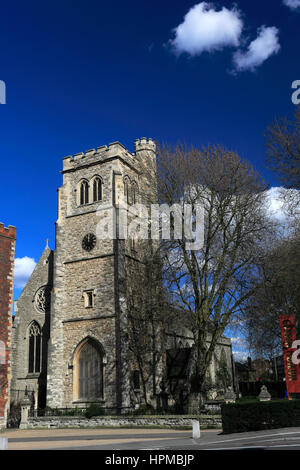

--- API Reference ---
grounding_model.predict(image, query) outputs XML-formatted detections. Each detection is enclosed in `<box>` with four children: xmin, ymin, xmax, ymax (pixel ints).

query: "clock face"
<box><xmin>82</xmin><ymin>233</ymin><xmax>97</xmax><ymax>252</ymax></box>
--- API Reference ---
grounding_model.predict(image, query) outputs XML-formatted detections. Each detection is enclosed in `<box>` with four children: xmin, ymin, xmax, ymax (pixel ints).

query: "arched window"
<box><xmin>28</xmin><ymin>322</ymin><xmax>41</xmax><ymax>374</ymax></box>
<box><xmin>78</xmin><ymin>340</ymin><xmax>103</xmax><ymax>400</ymax></box>
<box><xmin>93</xmin><ymin>177</ymin><xmax>102</xmax><ymax>202</ymax></box>
<box><xmin>80</xmin><ymin>181</ymin><xmax>89</xmax><ymax>205</ymax></box>
<box><xmin>131</xmin><ymin>181</ymin><xmax>138</xmax><ymax>205</ymax></box>
<box><xmin>130</xmin><ymin>233</ymin><xmax>136</xmax><ymax>252</ymax></box>
<box><xmin>124</xmin><ymin>176</ymin><xmax>131</xmax><ymax>204</ymax></box>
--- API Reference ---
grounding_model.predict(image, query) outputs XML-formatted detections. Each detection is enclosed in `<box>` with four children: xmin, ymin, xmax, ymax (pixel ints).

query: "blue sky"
<box><xmin>0</xmin><ymin>0</ymin><xmax>299</xmax><ymax>358</ymax></box>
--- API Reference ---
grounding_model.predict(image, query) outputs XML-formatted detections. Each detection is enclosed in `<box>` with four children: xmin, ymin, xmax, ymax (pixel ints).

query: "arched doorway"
<box><xmin>73</xmin><ymin>338</ymin><xmax>104</xmax><ymax>402</ymax></box>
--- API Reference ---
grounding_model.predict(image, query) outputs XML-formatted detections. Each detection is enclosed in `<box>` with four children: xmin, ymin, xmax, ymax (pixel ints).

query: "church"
<box><xmin>10</xmin><ymin>138</ymin><xmax>233</xmax><ymax>413</ymax></box>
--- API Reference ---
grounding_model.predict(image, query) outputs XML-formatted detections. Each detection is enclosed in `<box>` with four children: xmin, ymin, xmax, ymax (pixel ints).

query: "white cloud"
<box><xmin>264</xmin><ymin>186</ymin><xmax>300</xmax><ymax>225</ymax></box>
<box><xmin>232</xmin><ymin>351</ymin><xmax>249</xmax><ymax>362</ymax></box>
<box><xmin>230</xmin><ymin>336</ymin><xmax>249</xmax><ymax>362</ymax></box>
<box><xmin>14</xmin><ymin>257</ymin><xmax>36</xmax><ymax>289</ymax></box>
<box><xmin>283</xmin><ymin>0</ymin><xmax>300</xmax><ymax>9</ymax></box>
<box><xmin>265</xmin><ymin>187</ymin><xmax>287</xmax><ymax>222</ymax></box>
<box><xmin>233</xmin><ymin>26</ymin><xmax>280</xmax><ymax>72</ymax></box>
<box><xmin>169</xmin><ymin>2</ymin><xmax>243</xmax><ymax>56</ymax></box>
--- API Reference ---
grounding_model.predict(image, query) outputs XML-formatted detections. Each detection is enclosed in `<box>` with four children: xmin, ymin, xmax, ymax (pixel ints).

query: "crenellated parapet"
<box><xmin>63</xmin><ymin>138</ymin><xmax>157</xmax><ymax>167</ymax></box>
<box><xmin>61</xmin><ymin>138</ymin><xmax>157</xmax><ymax>174</ymax></box>
<box><xmin>62</xmin><ymin>147</ymin><xmax>106</xmax><ymax>171</ymax></box>
<box><xmin>62</xmin><ymin>141</ymin><xmax>137</xmax><ymax>172</ymax></box>
<box><xmin>134</xmin><ymin>137</ymin><xmax>156</xmax><ymax>154</ymax></box>
<box><xmin>0</xmin><ymin>223</ymin><xmax>16</xmax><ymax>240</ymax></box>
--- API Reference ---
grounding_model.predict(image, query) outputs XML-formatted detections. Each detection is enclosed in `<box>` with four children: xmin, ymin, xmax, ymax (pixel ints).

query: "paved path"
<box><xmin>3</xmin><ymin>428</ymin><xmax>196</xmax><ymax>450</ymax></box>
<box><xmin>4</xmin><ymin>427</ymin><xmax>300</xmax><ymax>450</ymax></box>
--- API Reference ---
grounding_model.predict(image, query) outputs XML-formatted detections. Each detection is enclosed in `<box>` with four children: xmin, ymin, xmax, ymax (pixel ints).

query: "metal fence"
<box><xmin>28</xmin><ymin>404</ymin><xmax>211</xmax><ymax>418</ymax></box>
<box><xmin>29</xmin><ymin>407</ymin><xmax>87</xmax><ymax>418</ymax></box>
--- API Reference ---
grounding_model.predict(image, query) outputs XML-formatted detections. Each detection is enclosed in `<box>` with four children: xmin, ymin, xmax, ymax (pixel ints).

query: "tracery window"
<box><xmin>28</xmin><ymin>322</ymin><xmax>41</xmax><ymax>374</ymax></box>
<box><xmin>78</xmin><ymin>340</ymin><xmax>103</xmax><ymax>400</ymax></box>
<box><xmin>93</xmin><ymin>177</ymin><xmax>102</xmax><ymax>202</ymax></box>
<box><xmin>80</xmin><ymin>180</ymin><xmax>89</xmax><ymax>205</ymax></box>
<box><xmin>34</xmin><ymin>286</ymin><xmax>51</xmax><ymax>313</ymax></box>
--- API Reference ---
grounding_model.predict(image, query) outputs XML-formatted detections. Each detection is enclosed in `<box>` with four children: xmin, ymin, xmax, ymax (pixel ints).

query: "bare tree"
<box><xmin>240</xmin><ymin>107</ymin><xmax>300</xmax><ymax>359</ymax></box>
<box><xmin>235</xmin><ymin>105</ymin><xmax>300</xmax><ymax>360</ymax></box>
<box><xmin>140</xmin><ymin>143</ymin><xmax>270</xmax><ymax>411</ymax></box>
<box><xmin>266</xmin><ymin>105</ymin><xmax>300</xmax><ymax>216</ymax></box>
<box><xmin>126</xmin><ymin>246</ymin><xmax>165</xmax><ymax>406</ymax></box>
<box><xmin>242</xmin><ymin>233</ymin><xmax>300</xmax><ymax>359</ymax></box>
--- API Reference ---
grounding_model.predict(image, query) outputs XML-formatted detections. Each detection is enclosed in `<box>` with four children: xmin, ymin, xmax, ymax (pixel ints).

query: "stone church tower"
<box><xmin>46</xmin><ymin>138</ymin><xmax>157</xmax><ymax>411</ymax></box>
<box><xmin>11</xmin><ymin>138</ymin><xmax>234</xmax><ymax>415</ymax></box>
<box><xmin>11</xmin><ymin>138</ymin><xmax>158</xmax><ymax>412</ymax></box>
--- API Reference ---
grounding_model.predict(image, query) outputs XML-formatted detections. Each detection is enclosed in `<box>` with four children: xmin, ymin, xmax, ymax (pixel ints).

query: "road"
<box><xmin>4</xmin><ymin>427</ymin><xmax>300</xmax><ymax>450</ymax></box>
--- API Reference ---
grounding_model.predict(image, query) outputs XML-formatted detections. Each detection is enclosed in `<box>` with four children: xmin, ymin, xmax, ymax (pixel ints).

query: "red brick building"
<box><xmin>0</xmin><ymin>223</ymin><xmax>16</xmax><ymax>428</ymax></box>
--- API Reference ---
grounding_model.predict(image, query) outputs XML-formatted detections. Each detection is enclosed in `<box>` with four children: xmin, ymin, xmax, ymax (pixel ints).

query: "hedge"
<box><xmin>221</xmin><ymin>400</ymin><xmax>300</xmax><ymax>434</ymax></box>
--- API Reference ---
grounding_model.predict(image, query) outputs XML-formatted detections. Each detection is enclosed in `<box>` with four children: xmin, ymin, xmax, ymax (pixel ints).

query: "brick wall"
<box><xmin>0</xmin><ymin>223</ymin><xmax>16</xmax><ymax>428</ymax></box>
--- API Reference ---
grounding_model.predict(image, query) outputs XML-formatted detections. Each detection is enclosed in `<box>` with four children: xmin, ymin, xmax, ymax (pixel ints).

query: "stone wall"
<box><xmin>25</xmin><ymin>414</ymin><xmax>221</xmax><ymax>430</ymax></box>
<box><xmin>0</xmin><ymin>223</ymin><xmax>16</xmax><ymax>429</ymax></box>
<box><xmin>11</xmin><ymin>245</ymin><xmax>53</xmax><ymax>409</ymax></box>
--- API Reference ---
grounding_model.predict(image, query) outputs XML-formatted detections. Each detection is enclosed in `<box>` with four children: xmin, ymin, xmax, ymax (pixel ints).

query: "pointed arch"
<box><xmin>79</xmin><ymin>179</ymin><xmax>89</xmax><ymax>205</ymax></box>
<box><xmin>123</xmin><ymin>175</ymin><xmax>131</xmax><ymax>204</ymax></box>
<box><xmin>28</xmin><ymin>321</ymin><xmax>42</xmax><ymax>374</ymax></box>
<box><xmin>72</xmin><ymin>337</ymin><xmax>106</xmax><ymax>402</ymax></box>
<box><xmin>131</xmin><ymin>180</ymin><xmax>139</xmax><ymax>204</ymax></box>
<box><xmin>92</xmin><ymin>175</ymin><xmax>103</xmax><ymax>202</ymax></box>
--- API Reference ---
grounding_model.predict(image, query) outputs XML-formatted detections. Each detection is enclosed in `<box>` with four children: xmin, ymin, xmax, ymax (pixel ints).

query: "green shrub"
<box><xmin>134</xmin><ymin>404</ymin><xmax>155</xmax><ymax>415</ymax></box>
<box><xmin>65</xmin><ymin>407</ymin><xmax>84</xmax><ymax>416</ymax></box>
<box><xmin>221</xmin><ymin>400</ymin><xmax>300</xmax><ymax>434</ymax></box>
<box><xmin>85</xmin><ymin>404</ymin><xmax>105</xmax><ymax>418</ymax></box>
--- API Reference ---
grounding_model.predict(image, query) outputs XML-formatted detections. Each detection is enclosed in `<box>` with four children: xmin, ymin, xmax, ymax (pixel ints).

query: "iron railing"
<box><xmin>29</xmin><ymin>407</ymin><xmax>87</xmax><ymax>417</ymax></box>
<box><xmin>28</xmin><ymin>405</ymin><xmax>210</xmax><ymax>418</ymax></box>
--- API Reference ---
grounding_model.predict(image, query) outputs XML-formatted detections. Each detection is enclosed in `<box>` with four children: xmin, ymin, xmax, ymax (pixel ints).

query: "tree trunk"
<box><xmin>185</xmin><ymin>339</ymin><xmax>207</xmax><ymax>414</ymax></box>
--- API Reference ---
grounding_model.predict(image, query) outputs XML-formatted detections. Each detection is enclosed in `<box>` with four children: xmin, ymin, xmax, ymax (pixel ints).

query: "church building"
<box><xmin>10</xmin><ymin>138</ymin><xmax>233</xmax><ymax>413</ymax></box>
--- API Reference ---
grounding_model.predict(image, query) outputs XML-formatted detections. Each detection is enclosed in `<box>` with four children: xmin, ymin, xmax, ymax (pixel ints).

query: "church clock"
<box><xmin>82</xmin><ymin>233</ymin><xmax>96</xmax><ymax>252</ymax></box>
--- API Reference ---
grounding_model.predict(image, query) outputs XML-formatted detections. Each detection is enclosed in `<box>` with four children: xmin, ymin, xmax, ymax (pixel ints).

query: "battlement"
<box><xmin>62</xmin><ymin>138</ymin><xmax>156</xmax><ymax>172</ymax></box>
<box><xmin>62</xmin><ymin>141</ymin><xmax>136</xmax><ymax>171</ymax></box>
<box><xmin>134</xmin><ymin>137</ymin><xmax>156</xmax><ymax>153</ymax></box>
<box><xmin>0</xmin><ymin>223</ymin><xmax>16</xmax><ymax>239</ymax></box>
